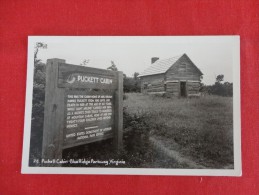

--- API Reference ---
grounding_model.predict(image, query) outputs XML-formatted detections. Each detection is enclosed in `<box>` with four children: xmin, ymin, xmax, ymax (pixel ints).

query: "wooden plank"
<box><xmin>166</xmin><ymin>85</ymin><xmax>179</xmax><ymax>89</ymax></box>
<box><xmin>189</xmin><ymin>83</ymin><xmax>200</xmax><ymax>85</ymax></box>
<box><xmin>60</xmin><ymin>63</ymin><xmax>116</xmax><ymax>76</ymax></box>
<box><xmin>150</xmin><ymin>84</ymin><xmax>164</xmax><ymax>88</ymax></box>
<box><xmin>148</xmin><ymin>92</ymin><xmax>166</xmax><ymax>94</ymax></box>
<box><xmin>166</xmin><ymin>75</ymin><xmax>200</xmax><ymax>80</ymax></box>
<box><xmin>188</xmin><ymin>85</ymin><xmax>200</xmax><ymax>88</ymax></box>
<box><xmin>166</xmin><ymin>89</ymin><xmax>179</xmax><ymax>93</ymax></box>
<box><xmin>58</xmin><ymin>63</ymin><xmax>118</xmax><ymax>89</ymax></box>
<box><xmin>165</xmin><ymin>80</ymin><xmax>179</xmax><ymax>83</ymax></box>
<box><xmin>114</xmin><ymin>71</ymin><xmax>123</xmax><ymax>151</ymax></box>
<box><xmin>42</xmin><ymin>59</ymin><xmax>66</xmax><ymax>164</ymax></box>
<box><xmin>167</xmin><ymin>83</ymin><xmax>179</xmax><ymax>87</ymax></box>
<box><xmin>166</xmin><ymin>91</ymin><xmax>178</xmax><ymax>96</ymax></box>
<box><xmin>149</xmin><ymin>86</ymin><xmax>165</xmax><ymax>90</ymax></box>
<box><xmin>188</xmin><ymin>87</ymin><xmax>200</xmax><ymax>90</ymax></box>
<box><xmin>149</xmin><ymin>82</ymin><xmax>162</xmax><ymax>85</ymax></box>
<box><xmin>147</xmin><ymin>87</ymin><xmax>164</xmax><ymax>91</ymax></box>
<box><xmin>188</xmin><ymin>84</ymin><xmax>200</xmax><ymax>87</ymax></box>
<box><xmin>167</xmin><ymin>87</ymin><xmax>179</xmax><ymax>91</ymax></box>
<box><xmin>147</xmin><ymin>88</ymin><xmax>165</xmax><ymax>92</ymax></box>
<box><xmin>189</xmin><ymin>88</ymin><xmax>200</xmax><ymax>90</ymax></box>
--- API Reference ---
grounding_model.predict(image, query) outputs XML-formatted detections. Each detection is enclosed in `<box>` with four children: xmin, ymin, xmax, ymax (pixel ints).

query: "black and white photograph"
<box><xmin>22</xmin><ymin>36</ymin><xmax>241</xmax><ymax>176</ymax></box>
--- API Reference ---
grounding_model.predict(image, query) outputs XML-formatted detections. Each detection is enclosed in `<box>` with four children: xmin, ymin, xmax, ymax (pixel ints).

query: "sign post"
<box><xmin>42</xmin><ymin>58</ymin><xmax>123</xmax><ymax>165</ymax></box>
<box><xmin>114</xmin><ymin>71</ymin><xmax>123</xmax><ymax>151</ymax></box>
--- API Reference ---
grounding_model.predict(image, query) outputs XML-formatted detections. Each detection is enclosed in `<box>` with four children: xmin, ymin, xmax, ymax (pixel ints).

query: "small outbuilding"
<box><xmin>139</xmin><ymin>53</ymin><xmax>203</xmax><ymax>97</ymax></box>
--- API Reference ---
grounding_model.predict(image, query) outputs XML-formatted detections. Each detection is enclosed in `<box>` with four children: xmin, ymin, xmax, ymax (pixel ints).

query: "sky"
<box><xmin>35</xmin><ymin>36</ymin><xmax>239</xmax><ymax>85</ymax></box>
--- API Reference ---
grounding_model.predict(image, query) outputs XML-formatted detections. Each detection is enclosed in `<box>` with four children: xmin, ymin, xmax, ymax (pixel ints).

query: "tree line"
<box><xmin>107</xmin><ymin>62</ymin><xmax>141</xmax><ymax>93</ymax></box>
<box><xmin>200</xmin><ymin>75</ymin><xmax>233</xmax><ymax>97</ymax></box>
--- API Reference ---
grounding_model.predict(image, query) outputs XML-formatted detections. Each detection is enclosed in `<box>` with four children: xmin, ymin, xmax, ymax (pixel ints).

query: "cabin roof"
<box><xmin>139</xmin><ymin>54</ymin><xmax>203</xmax><ymax>77</ymax></box>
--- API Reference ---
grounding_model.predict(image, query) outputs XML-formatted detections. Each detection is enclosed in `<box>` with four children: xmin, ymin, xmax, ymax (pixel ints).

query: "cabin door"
<box><xmin>180</xmin><ymin>82</ymin><xmax>187</xmax><ymax>97</ymax></box>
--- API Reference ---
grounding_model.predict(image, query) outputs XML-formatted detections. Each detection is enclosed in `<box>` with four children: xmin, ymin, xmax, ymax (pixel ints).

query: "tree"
<box><xmin>30</xmin><ymin>43</ymin><xmax>47</xmax><ymax>166</ymax></box>
<box><xmin>205</xmin><ymin>74</ymin><xmax>233</xmax><ymax>97</ymax></box>
<box><xmin>80</xmin><ymin>59</ymin><xmax>90</xmax><ymax>66</ymax></box>
<box><xmin>216</xmin><ymin>74</ymin><xmax>224</xmax><ymax>83</ymax></box>
<box><xmin>223</xmin><ymin>82</ymin><xmax>233</xmax><ymax>96</ymax></box>
<box><xmin>123</xmin><ymin>73</ymin><xmax>141</xmax><ymax>93</ymax></box>
<box><xmin>107</xmin><ymin>61</ymin><xmax>118</xmax><ymax>71</ymax></box>
<box><xmin>133</xmin><ymin>72</ymin><xmax>139</xmax><ymax>80</ymax></box>
<box><xmin>34</xmin><ymin>42</ymin><xmax>47</xmax><ymax>63</ymax></box>
<box><xmin>133</xmin><ymin>72</ymin><xmax>141</xmax><ymax>92</ymax></box>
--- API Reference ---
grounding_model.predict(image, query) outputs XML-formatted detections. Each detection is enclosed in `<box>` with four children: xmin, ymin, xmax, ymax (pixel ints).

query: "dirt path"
<box><xmin>149</xmin><ymin>136</ymin><xmax>206</xmax><ymax>169</ymax></box>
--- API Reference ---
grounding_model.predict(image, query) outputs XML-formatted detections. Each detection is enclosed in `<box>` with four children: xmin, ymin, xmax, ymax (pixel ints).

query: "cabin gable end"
<box><xmin>165</xmin><ymin>54</ymin><xmax>203</xmax><ymax>82</ymax></box>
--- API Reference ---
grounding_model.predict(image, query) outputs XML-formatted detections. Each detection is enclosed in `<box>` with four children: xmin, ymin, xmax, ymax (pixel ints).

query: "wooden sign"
<box><xmin>58</xmin><ymin>63</ymin><xmax>118</xmax><ymax>89</ymax></box>
<box><xmin>42</xmin><ymin>59</ymin><xmax>123</xmax><ymax>163</ymax></box>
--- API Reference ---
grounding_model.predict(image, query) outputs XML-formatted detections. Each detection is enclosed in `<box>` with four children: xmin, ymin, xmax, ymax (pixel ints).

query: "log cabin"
<box><xmin>139</xmin><ymin>54</ymin><xmax>203</xmax><ymax>97</ymax></box>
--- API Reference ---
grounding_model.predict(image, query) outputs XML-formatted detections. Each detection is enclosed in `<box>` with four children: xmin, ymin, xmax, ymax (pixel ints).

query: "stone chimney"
<box><xmin>151</xmin><ymin>57</ymin><xmax>159</xmax><ymax>64</ymax></box>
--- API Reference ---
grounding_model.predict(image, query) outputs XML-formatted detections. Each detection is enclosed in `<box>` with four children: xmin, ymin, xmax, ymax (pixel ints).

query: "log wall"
<box><xmin>187</xmin><ymin>82</ymin><xmax>200</xmax><ymax>95</ymax></box>
<box><xmin>140</xmin><ymin>74</ymin><xmax>165</xmax><ymax>93</ymax></box>
<box><xmin>165</xmin><ymin>82</ymin><xmax>179</xmax><ymax>96</ymax></box>
<box><xmin>165</xmin><ymin>54</ymin><xmax>202</xmax><ymax>81</ymax></box>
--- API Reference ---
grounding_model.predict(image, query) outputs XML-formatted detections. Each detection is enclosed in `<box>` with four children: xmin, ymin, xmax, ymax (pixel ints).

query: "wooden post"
<box><xmin>114</xmin><ymin>71</ymin><xmax>123</xmax><ymax>151</ymax></box>
<box><xmin>42</xmin><ymin>58</ymin><xmax>66</xmax><ymax>163</ymax></box>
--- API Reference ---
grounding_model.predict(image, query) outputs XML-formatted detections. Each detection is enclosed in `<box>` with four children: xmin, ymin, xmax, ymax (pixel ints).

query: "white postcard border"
<box><xmin>21</xmin><ymin>36</ymin><xmax>241</xmax><ymax>176</ymax></box>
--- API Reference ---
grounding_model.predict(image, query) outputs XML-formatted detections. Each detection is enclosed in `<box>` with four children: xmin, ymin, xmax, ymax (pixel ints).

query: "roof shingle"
<box><xmin>139</xmin><ymin>54</ymin><xmax>183</xmax><ymax>77</ymax></box>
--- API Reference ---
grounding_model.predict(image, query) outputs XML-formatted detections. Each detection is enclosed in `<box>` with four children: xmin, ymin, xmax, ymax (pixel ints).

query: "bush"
<box><xmin>122</xmin><ymin>107</ymin><xmax>154</xmax><ymax>167</ymax></box>
<box><xmin>200</xmin><ymin>74</ymin><xmax>233</xmax><ymax>97</ymax></box>
<box><xmin>123</xmin><ymin>77</ymin><xmax>141</xmax><ymax>93</ymax></box>
<box><xmin>29</xmin><ymin>62</ymin><xmax>46</xmax><ymax>166</ymax></box>
<box><xmin>123</xmin><ymin>94</ymin><xmax>128</xmax><ymax>100</ymax></box>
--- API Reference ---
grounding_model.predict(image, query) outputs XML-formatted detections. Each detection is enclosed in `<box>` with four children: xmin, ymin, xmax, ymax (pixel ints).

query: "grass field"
<box><xmin>123</xmin><ymin>93</ymin><xmax>233</xmax><ymax>168</ymax></box>
<box><xmin>31</xmin><ymin>91</ymin><xmax>233</xmax><ymax>168</ymax></box>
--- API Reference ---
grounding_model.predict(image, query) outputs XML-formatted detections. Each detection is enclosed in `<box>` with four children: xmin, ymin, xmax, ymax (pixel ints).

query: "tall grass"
<box><xmin>123</xmin><ymin>93</ymin><xmax>233</xmax><ymax>168</ymax></box>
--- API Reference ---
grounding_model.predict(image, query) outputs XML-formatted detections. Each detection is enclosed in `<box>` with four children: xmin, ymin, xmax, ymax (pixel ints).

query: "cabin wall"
<box><xmin>165</xmin><ymin>81</ymin><xmax>200</xmax><ymax>96</ymax></box>
<box><xmin>140</xmin><ymin>74</ymin><xmax>165</xmax><ymax>93</ymax></box>
<box><xmin>164</xmin><ymin>55</ymin><xmax>201</xmax><ymax>96</ymax></box>
<box><xmin>187</xmin><ymin>82</ymin><xmax>200</xmax><ymax>95</ymax></box>
<box><xmin>140</xmin><ymin>76</ymin><xmax>201</xmax><ymax>95</ymax></box>
<box><xmin>140</xmin><ymin>55</ymin><xmax>202</xmax><ymax>96</ymax></box>
<box><xmin>165</xmin><ymin>55</ymin><xmax>201</xmax><ymax>81</ymax></box>
<box><xmin>165</xmin><ymin>81</ymin><xmax>179</xmax><ymax>96</ymax></box>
